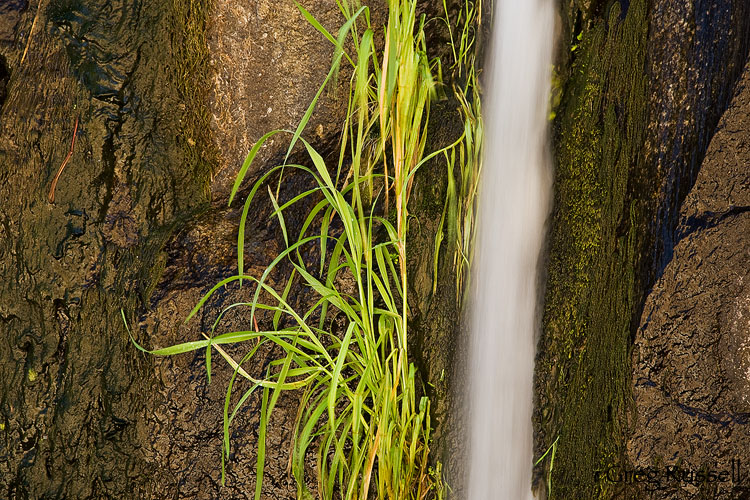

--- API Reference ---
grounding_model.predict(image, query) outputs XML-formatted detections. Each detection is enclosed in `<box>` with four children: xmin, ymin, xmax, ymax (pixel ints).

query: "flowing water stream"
<box><xmin>466</xmin><ymin>0</ymin><xmax>555</xmax><ymax>498</ymax></box>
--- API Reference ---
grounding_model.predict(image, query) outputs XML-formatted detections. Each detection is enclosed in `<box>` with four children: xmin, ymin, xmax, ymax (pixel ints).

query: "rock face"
<box><xmin>138</xmin><ymin>2</ymin><xmax>374</xmax><ymax>498</ymax></box>
<box><xmin>0</xmin><ymin>0</ymin><xmax>366</xmax><ymax>498</ymax></box>
<box><xmin>0</xmin><ymin>0</ymin><xmax>215</xmax><ymax>497</ymax></box>
<box><xmin>646</xmin><ymin>0</ymin><xmax>750</xmax><ymax>273</ymax></box>
<box><xmin>535</xmin><ymin>0</ymin><xmax>750</xmax><ymax>497</ymax></box>
<box><xmin>626</xmin><ymin>62</ymin><xmax>750</xmax><ymax>499</ymax></box>
<box><xmin>207</xmin><ymin>0</ymin><xmax>385</xmax><ymax>200</ymax></box>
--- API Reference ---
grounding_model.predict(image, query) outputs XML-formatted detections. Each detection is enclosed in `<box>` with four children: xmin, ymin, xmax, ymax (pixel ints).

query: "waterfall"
<box><xmin>466</xmin><ymin>0</ymin><xmax>555</xmax><ymax>498</ymax></box>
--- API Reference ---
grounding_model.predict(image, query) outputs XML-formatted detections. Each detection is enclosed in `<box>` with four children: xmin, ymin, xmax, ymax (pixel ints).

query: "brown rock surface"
<box><xmin>140</xmin><ymin>2</ymin><xmax>388</xmax><ymax>498</ymax></box>
<box><xmin>207</xmin><ymin>0</ymin><xmax>386</xmax><ymax>200</ymax></box>
<box><xmin>627</xmin><ymin>61</ymin><xmax>750</xmax><ymax>499</ymax></box>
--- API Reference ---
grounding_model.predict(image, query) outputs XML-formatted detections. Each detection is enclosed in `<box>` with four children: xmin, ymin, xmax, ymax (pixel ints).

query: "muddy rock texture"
<box><xmin>0</xmin><ymin>0</ymin><xmax>345</xmax><ymax>497</ymax></box>
<box><xmin>0</xmin><ymin>0</ymin><xmax>475</xmax><ymax>498</ymax></box>
<box><xmin>114</xmin><ymin>0</ymin><xmax>458</xmax><ymax>498</ymax></box>
<box><xmin>0</xmin><ymin>0</ymin><xmax>213</xmax><ymax>497</ymax></box>
<box><xmin>626</xmin><ymin>61</ymin><xmax>750</xmax><ymax>500</ymax></box>
<box><xmin>139</xmin><ymin>2</ymin><xmax>392</xmax><ymax>499</ymax></box>
<box><xmin>405</xmin><ymin>96</ymin><xmax>467</xmax><ymax>495</ymax></box>
<box><xmin>195</xmin><ymin>2</ymin><xmax>466</xmax><ymax>499</ymax></box>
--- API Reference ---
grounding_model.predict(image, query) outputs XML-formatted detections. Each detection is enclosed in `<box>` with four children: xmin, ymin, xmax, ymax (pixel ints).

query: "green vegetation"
<box><xmin>535</xmin><ymin>2</ymin><xmax>650</xmax><ymax>498</ymax></box>
<box><xmin>124</xmin><ymin>0</ymin><xmax>483</xmax><ymax>498</ymax></box>
<box><xmin>535</xmin><ymin>435</ymin><xmax>559</xmax><ymax>498</ymax></box>
<box><xmin>433</xmin><ymin>0</ymin><xmax>483</xmax><ymax>302</ymax></box>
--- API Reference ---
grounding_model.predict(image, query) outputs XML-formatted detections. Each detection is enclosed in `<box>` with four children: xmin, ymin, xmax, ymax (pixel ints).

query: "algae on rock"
<box><xmin>536</xmin><ymin>0</ymin><xmax>750</xmax><ymax>497</ymax></box>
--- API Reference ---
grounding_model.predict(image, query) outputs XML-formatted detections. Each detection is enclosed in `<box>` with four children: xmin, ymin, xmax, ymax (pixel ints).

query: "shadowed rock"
<box><xmin>627</xmin><ymin>61</ymin><xmax>750</xmax><ymax>500</ymax></box>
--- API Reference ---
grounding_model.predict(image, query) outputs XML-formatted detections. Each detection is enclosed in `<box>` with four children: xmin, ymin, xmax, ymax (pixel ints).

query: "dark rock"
<box><xmin>646</xmin><ymin>0</ymin><xmax>750</xmax><ymax>275</ymax></box>
<box><xmin>135</xmin><ymin>0</ymin><xmax>464</xmax><ymax>498</ymax></box>
<box><xmin>0</xmin><ymin>0</ymin><xmax>212</xmax><ymax>496</ymax></box>
<box><xmin>535</xmin><ymin>0</ymin><xmax>750</xmax><ymax>497</ymax></box>
<box><xmin>626</xmin><ymin>61</ymin><xmax>750</xmax><ymax>500</ymax></box>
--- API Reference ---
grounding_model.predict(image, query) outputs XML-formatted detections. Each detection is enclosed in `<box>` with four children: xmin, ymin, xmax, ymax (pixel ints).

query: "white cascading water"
<box><xmin>466</xmin><ymin>0</ymin><xmax>555</xmax><ymax>498</ymax></box>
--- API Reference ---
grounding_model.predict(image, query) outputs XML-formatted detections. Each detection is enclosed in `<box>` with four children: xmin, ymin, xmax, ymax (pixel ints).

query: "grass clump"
<box><xmin>432</xmin><ymin>0</ymin><xmax>483</xmax><ymax>303</ymax></box>
<box><xmin>125</xmin><ymin>0</ymin><xmax>458</xmax><ymax>498</ymax></box>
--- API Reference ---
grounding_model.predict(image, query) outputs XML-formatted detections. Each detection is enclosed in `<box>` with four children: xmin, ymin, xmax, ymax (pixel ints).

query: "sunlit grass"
<box><xmin>433</xmin><ymin>0</ymin><xmax>483</xmax><ymax>303</ymax></box>
<box><xmin>123</xmin><ymin>0</ymin><xmax>489</xmax><ymax>496</ymax></box>
<box><xmin>124</xmin><ymin>0</ymin><xmax>458</xmax><ymax>498</ymax></box>
<box><xmin>535</xmin><ymin>435</ymin><xmax>560</xmax><ymax>498</ymax></box>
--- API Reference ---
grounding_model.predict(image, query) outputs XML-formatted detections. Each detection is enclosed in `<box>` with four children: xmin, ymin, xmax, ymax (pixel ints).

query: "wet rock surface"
<box><xmin>646</xmin><ymin>0</ymin><xmax>750</xmax><ymax>274</ymax></box>
<box><xmin>1</xmin><ymin>0</ymin><xmax>389</xmax><ymax>496</ymax></box>
<box><xmin>144</xmin><ymin>1</ymin><xmax>386</xmax><ymax>498</ymax></box>
<box><xmin>0</xmin><ymin>0</ymin><xmax>210</xmax><ymax>497</ymax></box>
<box><xmin>141</xmin><ymin>164</ymin><xmax>327</xmax><ymax>499</ymax></box>
<box><xmin>405</xmin><ymin>96</ymin><xmax>467</xmax><ymax>495</ymax></box>
<box><xmin>0</xmin><ymin>0</ymin><xmax>497</xmax><ymax>498</ymax></box>
<box><xmin>166</xmin><ymin>1</ymin><xmax>462</xmax><ymax>498</ymax></box>
<box><xmin>535</xmin><ymin>0</ymin><xmax>750</xmax><ymax>497</ymax></box>
<box><xmin>626</xmin><ymin>61</ymin><xmax>750</xmax><ymax>500</ymax></box>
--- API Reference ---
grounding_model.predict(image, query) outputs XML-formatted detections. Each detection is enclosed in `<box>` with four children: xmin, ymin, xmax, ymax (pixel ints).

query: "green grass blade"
<box><xmin>328</xmin><ymin>322</ymin><xmax>355</xmax><ymax>432</ymax></box>
<box><xmin>229</xmin><ymin>129</ymin><xmax>286</xmax><ymax>206</ymax></box>
<box><xmin>284</xmin><ymin>7</ymin><xmax>368</xmax><ymax>166</ymax></box>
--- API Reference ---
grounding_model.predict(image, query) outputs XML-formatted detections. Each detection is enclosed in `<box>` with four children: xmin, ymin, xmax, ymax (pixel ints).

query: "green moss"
<box><xmin>127</xmin><ymin>0</ymin><xmax>218</xmax><ymax>305</ymax></box>
<box><xmin>171</xmin><ymin>0</ymin><xmax>218</xmax><ymax>195</ymax></box>
<box><xmin>535</xmin><ymin>1</ymin><xmax>651</xmax><ymax>498</ymax></box>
